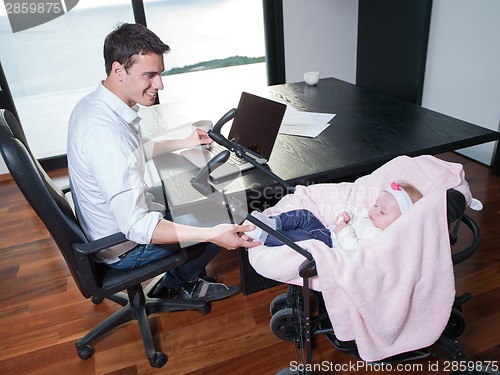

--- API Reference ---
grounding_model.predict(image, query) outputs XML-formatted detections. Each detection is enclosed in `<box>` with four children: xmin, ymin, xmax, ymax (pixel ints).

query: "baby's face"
<box><xmin>367</xmin><ymin>191</ymin><xmax>401</xmax><ymax>230</ymax></box>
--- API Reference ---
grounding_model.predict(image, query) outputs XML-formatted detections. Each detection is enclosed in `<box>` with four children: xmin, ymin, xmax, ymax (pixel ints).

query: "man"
<box><xmin>67</xmin><ymin>23</ymin><xmax>258</xmax><ymax>302</ymax></box>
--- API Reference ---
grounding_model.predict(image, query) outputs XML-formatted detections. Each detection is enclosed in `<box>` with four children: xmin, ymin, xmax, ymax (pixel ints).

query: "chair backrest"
<box><xmin>0</xmin><ymin>62</ymin><xmax>20</xmax><ymax>120</ymax></box>
<box><xmin>0</xmin><ymin>109</ymin><xmax>93</xmax><ymax>297</ymax></box>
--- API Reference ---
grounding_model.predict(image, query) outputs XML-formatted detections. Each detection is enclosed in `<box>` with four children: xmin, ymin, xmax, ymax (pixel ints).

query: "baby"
<box><xmin>246</xmin><ymin>181</ymin><xmax>423</xmax><ymax>249</ymax></box>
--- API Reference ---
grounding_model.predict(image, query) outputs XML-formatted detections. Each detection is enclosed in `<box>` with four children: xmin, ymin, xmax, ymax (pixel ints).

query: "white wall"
<box><xmin>422</xmin><ymin>0</ymin><xmax>500</xmax><ymax>165</ymax></box>
<box><xmin>282</xmin><ymin>0</ymin><xmax>498</xmax><ymax>166</ymax></box>
<box><xmin>282</xmin><ymin>0</ymin><xmax>358</xmax><ymax>84</ymax></box>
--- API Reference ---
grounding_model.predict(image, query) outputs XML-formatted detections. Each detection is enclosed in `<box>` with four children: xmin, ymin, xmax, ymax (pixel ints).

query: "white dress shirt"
<box><xmin>67</xmin><ymin>83</ymin><xmax>163</xmax><ymax>263</ymax></box>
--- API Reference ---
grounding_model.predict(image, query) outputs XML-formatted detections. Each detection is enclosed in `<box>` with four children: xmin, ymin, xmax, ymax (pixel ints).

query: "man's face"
<box><xmin>119</xmin><ymin>53</ymin><xmax>165</xmax><ymax>107</ymax></box>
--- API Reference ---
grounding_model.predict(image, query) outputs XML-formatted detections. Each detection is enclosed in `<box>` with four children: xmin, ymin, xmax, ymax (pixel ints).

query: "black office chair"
<box><xmin>0</xmin><ymin>109</ymin><xmax>210</xmax><ymax>368</ymax></box>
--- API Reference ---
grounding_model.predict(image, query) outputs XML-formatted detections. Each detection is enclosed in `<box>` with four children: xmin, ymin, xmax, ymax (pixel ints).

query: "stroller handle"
<box><xmin>190</xmin><ymin>150</ymin><xmax>230</xmax><ymax>196</ymax></box>
<box><xmin>208</xmin><ymin>108</ymin><xmax>237</xmax><ymax>151</ymax></box>
<box><xmin>209</xmin><ymin>107</ymin><xmax>295</xmax><ymax>193</ymax></box>
<box><xmin>189</xmin><ymin>150</ymin><xmax>313</xmax><ymax>261</ymax></box>
<box><xmin>212</xmin><ymin>107</ymin><xmax>237</xmax><ymax>133</ymax></box>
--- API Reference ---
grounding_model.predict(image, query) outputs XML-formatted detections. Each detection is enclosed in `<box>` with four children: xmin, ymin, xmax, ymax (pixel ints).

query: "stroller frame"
<box><xmin>191</xmin><ymin>109</ymin><xmax>492</xmax><ymax>375</ymax></box>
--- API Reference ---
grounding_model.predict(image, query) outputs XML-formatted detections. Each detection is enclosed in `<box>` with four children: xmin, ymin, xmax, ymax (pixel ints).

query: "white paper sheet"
<box><xmin>279</xmin><ymin>105</ymin><xmax>335</xmax><ymax>137</ymax></box>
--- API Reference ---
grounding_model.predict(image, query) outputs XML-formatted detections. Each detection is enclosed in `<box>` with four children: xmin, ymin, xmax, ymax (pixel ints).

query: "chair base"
<box><xmin>75</xmin><ymin>275</ymin><xmax>210</xmax><ymax>368</ymax></box>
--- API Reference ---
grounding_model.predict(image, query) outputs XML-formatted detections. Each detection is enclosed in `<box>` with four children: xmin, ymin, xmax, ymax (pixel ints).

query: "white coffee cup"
<box><xmin>191</xmin><ymin>120</ymin><xmax>213</xmax><ymax>132</ymax></box>
<box><xmin>304</xmin><ymin>71</ymin><xmax>320</xmax><ymax>86</ymax></box>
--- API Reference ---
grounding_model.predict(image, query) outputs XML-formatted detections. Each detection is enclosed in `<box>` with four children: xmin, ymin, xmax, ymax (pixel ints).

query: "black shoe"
<box><xmin>178</xmin><ymin>278</ymin><xmax>240</xmax><ymax>302</ymax></box>
<box><xmin>149</xmin><ymin>283</ymin><xmax>179</xmax><ymax>299</ymax></box>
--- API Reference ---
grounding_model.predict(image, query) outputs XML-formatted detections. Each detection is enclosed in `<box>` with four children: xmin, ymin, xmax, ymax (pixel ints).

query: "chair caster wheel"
<box><xmin>76</xmin><ymin>344</ymin><xmax>94</xmax><ymax>360</ymax></box>
<box><xmin>91</xmin><ymin>296</ymin><xmax>103</xmax><ymax>304</ymax></box>
<box><xmin>148</xmin><ymin>352</ymin><xmax>168</xmax><ymax>368</ymax></box>
<box><xmin>200</xmin><ymin>303</ymin><xmax>211</xmax><ymax>315</ymax></box>
<box><xmin>270</xmin><ymin>293</ymin><xmax>289</xmax><ymax>316</ymax></box>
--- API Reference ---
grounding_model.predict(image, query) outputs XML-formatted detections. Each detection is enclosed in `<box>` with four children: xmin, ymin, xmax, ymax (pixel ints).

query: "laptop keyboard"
<box><xmin>208</xmin><ymin>144</ymin><xmax>250</xmax><ymax>166</ymax></box>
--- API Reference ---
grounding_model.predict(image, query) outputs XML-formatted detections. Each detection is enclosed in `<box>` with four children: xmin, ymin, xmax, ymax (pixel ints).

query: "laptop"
<box><xmin>180</xmin><ymin>92</ymin><xmax>287</xmax><ymax>180</ymax></box>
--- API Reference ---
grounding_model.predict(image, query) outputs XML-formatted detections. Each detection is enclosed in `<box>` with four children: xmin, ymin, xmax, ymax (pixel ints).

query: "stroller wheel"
<box><xmin>444</xmin><ymin>308</ymin><xmax>466</xmax><ymax>338</ymax></box>
<box><xmin>270</xmin><ymin>293</ymin><xmax>289</xmax><ymax>316</ymax></box>
<box><xmin>270</xmin><ymin>307</ymin><xmax>305</xmax><ymax>342</ymax></box>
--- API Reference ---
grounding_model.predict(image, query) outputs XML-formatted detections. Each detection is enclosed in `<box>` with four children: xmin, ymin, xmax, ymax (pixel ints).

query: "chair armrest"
<box><xmin>73</xmin><ymin>232</ymin><xmax>128</xmax><ymax>255</ymax></box>
<box><xmin>52</xmin><ymin>175</ymin><xmax>71</xmax><ymax>194</ymax></box>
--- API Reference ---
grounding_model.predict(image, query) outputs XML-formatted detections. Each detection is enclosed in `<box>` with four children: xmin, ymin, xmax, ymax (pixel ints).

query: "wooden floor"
<box><xmin>0</xmin><ymin>152</ymin><xmax>498</xmax><ymax>375</ymax></box>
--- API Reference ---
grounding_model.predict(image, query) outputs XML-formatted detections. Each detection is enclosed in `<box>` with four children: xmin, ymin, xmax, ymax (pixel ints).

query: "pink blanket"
<box><xmin>248</xmin><ymin>155</ymin><xmax>474</xmax><ymax>361</ymax></box>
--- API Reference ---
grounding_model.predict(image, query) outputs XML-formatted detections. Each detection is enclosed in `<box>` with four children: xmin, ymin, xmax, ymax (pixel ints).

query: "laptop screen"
<box><xmin>228</xmin><ymin>92</ymin><xmax>287</xmax><ymax>160</ymax></box>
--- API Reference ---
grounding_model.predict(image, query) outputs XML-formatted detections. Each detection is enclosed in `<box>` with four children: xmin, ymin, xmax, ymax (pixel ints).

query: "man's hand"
<box><xmin>184</xmin><ymin>129</ymin><xmax>213</xmax><ymax>149</ymax></box>
<box><xmin>208</xmin><ymin>223</ymin><xmax>261</xmax><ymax>249</ymax></box>
<box><xmin>151</xmin><ymin>129</ymin><xmax>212</xmax><ymax>157</ymax></box>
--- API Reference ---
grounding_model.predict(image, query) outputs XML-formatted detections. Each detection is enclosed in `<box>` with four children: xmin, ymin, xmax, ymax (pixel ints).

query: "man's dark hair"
<box><xmin>103</xmin><ymin>23</ymin><xmax>170</xmax><ymax>75</ymax></box>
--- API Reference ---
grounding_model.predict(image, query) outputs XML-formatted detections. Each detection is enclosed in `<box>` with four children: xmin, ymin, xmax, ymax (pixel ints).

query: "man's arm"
<box><xmin>151</xmin><ymin>219</ymin><xmax>260</xmax><ymax>250</ymax></box>
<box><xmin>144</xmin><ymin>129</ymin><xmax>213</xmax><ymax>159</ymax></box>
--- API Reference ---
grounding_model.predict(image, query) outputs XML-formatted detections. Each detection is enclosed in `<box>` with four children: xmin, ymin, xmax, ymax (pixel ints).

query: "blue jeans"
<box><xmin>107</xmin><ymin>242</ymin><xmax>221</xmax><ymax>290</ymax></box>
<box><xmin>265</xmin><ymin>209</ymin><xmax>332</xmax><ymax>247</ymax></box>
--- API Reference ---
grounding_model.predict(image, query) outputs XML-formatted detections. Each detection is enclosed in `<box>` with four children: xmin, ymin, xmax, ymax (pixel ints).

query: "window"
<box><xmin>0</xmin><ymin>2</ymin><xmax>134</xmax><ymax>159</ymax></box>
<box><xmin>0</xmin><ymin>0</ymin><xmax>267</xmax><ymax>163</ymax></box>
<box><xmin>144</xmin><ymin>0</ymin><xmax>267</xmax><ymax>125</ymax></box>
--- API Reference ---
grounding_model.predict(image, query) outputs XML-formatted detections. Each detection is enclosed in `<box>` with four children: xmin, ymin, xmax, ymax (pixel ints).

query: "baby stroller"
<box><xmin>191</xmin><ymin>109</ymin><xmax>494</xmax><ymax>375</ymax></box>
<box><xmin>264</xmin><ymin>190</ymin><xmax>481</xmax><ymax>375</ymax></box>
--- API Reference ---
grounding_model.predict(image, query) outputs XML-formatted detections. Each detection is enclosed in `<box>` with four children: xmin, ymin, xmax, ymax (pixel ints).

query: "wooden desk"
<box><xmin>153</xmin><ymin>77</ymin><xmax>500</xmax><ymax>294</ymax></box>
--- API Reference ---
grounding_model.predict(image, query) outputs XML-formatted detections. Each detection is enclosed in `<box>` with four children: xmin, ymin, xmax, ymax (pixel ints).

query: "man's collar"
<box><xmin>97</xmin><ymin>82</ymin><xmax>141</xmax><ymax>126</ymax></box>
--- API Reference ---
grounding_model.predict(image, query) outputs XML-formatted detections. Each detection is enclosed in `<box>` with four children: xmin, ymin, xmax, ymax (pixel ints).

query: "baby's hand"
<box><xmin>336</xmin><ymin>211</ymin><xmax>351</xmax><ymax>224</ymax></box>
<box><xmin>333</xmin><ymin>220</ymin><xmax>348</xmax><ymax>234</ymax></box>
<box><xmin>333</xmin><ymin>211</ymin><xmax>351</xmax><ymax>234</ymax></box>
